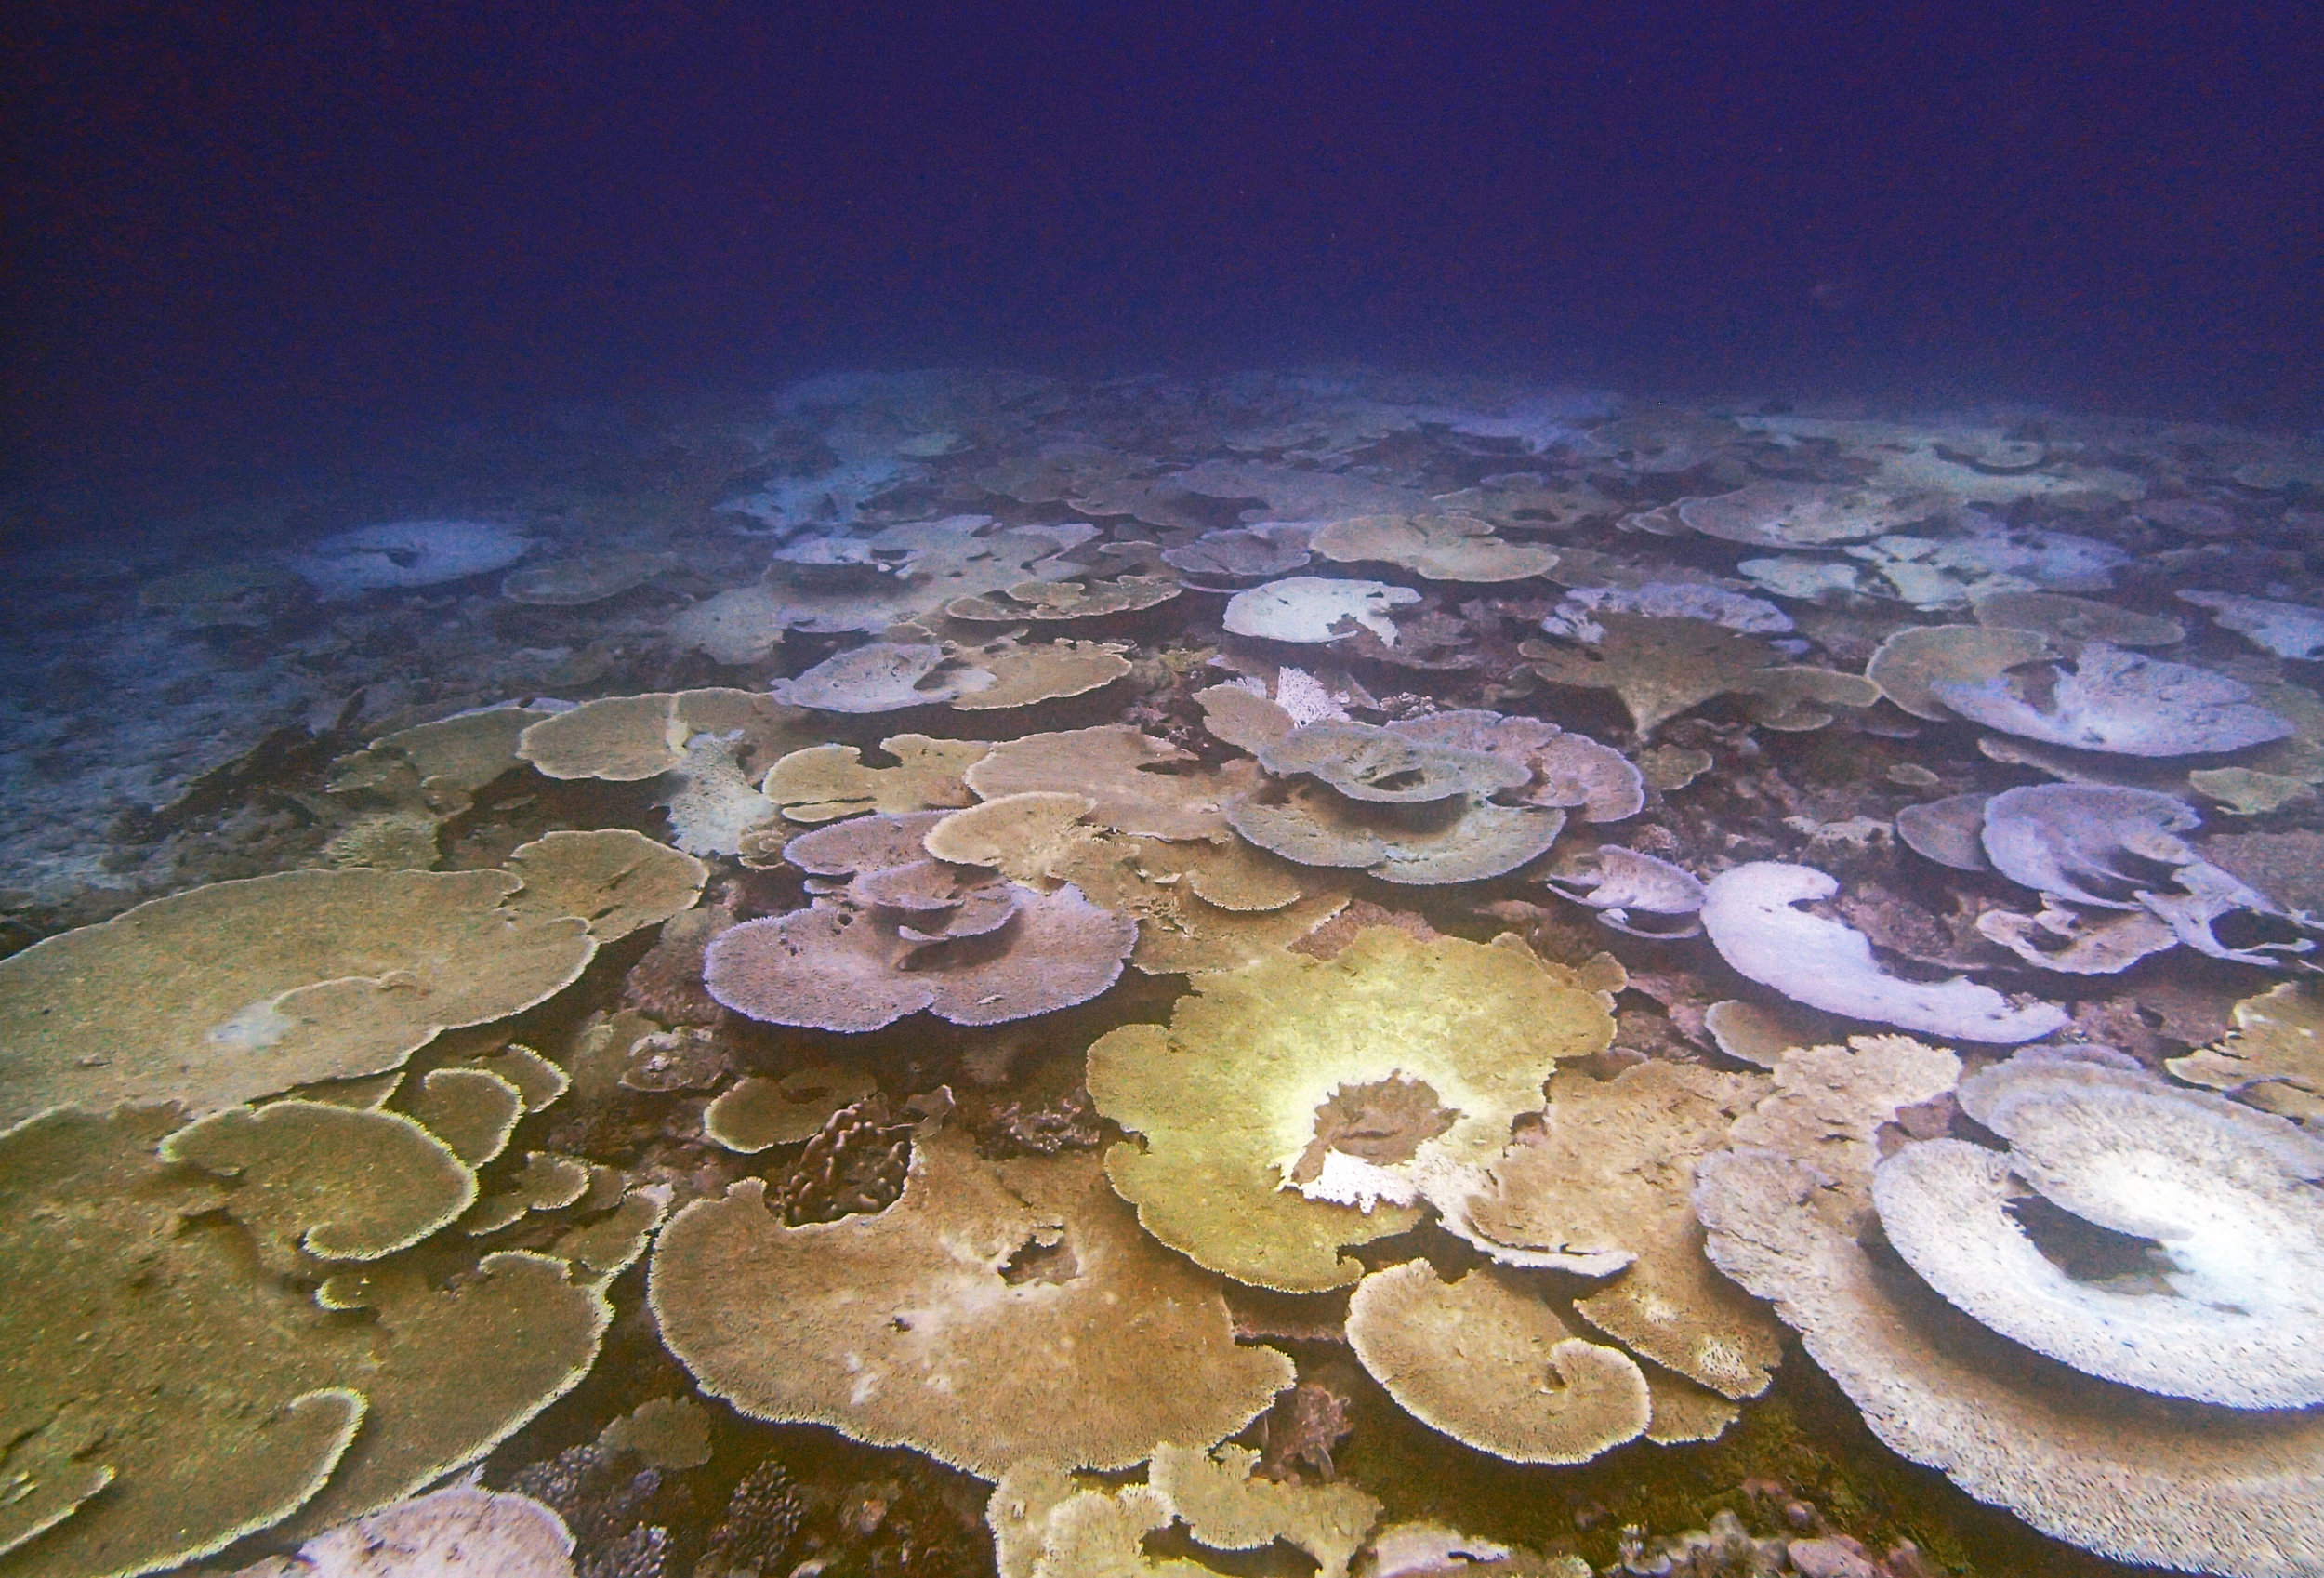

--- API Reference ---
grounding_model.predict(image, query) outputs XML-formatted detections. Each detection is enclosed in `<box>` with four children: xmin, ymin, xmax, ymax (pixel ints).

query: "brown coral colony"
<box><xmin>13</xmin><ymin>368</ymin><xmax>2324</xmax><ymax>1578</ymax></box>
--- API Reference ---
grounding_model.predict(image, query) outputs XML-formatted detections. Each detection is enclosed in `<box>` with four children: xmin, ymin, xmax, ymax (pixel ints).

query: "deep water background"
<box><xmin>6</xmin><ymin>0</ymin><xmax>2320</xmax><ymax>503</ymax></box>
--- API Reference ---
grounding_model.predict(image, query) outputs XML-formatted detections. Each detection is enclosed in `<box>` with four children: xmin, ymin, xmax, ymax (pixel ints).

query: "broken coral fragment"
<box><xmin>1086</xmin><ymin>928</ymin><xmax>1614</xmax><ymax>1291</ymax></box>
<box><xmin>1974</xmin><ymin>902</ymin><xmax>2181</xmax><ymax>975</ymax></box>
<box><xmin>650</xmin><ymin>1130</ymin><xmax>1292</xmax><ymax>1479</ymax></box>
<box><xmin>1345</xmin><ymin>1262</ymin><xmax>1650</xmax><ymax>1465</ymax></box>
<box><xmin>1699</xmin><ymin>862</ymin><xmax>2066</xmax><ymax>1043</ymax></box>
<box><xmin>1876</xmin><ymin>1054</ymin><xmax>2324</xmax><ymax>1408</ymax></box>
<box><xmin>1538</xmin><ymin>846</ymin><xmax>1705</xmax><ymax>938</ymax></box>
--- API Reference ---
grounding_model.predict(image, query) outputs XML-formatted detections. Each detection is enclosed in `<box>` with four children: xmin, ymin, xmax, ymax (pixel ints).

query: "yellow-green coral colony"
<box><xmin>7</xmin><ymin>371</ymin><xmax>2324</xmax><ymax>1578</ymax></box>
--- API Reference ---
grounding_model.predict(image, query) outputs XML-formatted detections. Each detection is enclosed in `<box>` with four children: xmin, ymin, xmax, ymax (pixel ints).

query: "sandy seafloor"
<box><xmin>4</xmin><ymin>366</ymin><xmax>2324</xmax><ymax>1578</ymax></box>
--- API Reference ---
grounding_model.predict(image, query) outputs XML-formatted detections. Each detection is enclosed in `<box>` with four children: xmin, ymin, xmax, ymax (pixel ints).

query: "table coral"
<box><xmin>0</xmin><ymin>830</ymin><xmax>701</xmax><ymax>1126</ymax></box>
<box><xmin>1086</xmin><ymin>926</ymin><xmax>1615</xmax><ymax>1291</ymax></box>
<box><xmin>649</xmin><ymin>1130</ymin><xmax>1293</xmax><ymax>1479</ymax></box>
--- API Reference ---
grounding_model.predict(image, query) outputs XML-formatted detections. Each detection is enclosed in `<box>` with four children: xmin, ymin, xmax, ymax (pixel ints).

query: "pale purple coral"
<box><xmin>703</xmin><ymin>812</ymin><xmax>1135</xmax><ymax>1031</ymax></box>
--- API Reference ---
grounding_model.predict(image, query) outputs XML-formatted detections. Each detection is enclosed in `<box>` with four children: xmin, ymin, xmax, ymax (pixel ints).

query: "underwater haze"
<box><xmin>4</xmin><ymin>5</ymin><xmax>2324</xmax><ymax>1578</ymax></box>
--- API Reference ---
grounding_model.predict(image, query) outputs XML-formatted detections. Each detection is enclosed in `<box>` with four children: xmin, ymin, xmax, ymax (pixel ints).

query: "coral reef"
<box><xmin>23</xmin><ymin>368</ymin><xmax>2324</xmax><ymax>1578</ymax></box>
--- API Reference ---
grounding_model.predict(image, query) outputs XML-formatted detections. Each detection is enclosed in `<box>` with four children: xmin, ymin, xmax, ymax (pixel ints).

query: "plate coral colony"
<box><xmin>6</xmin><ymin>369</ymin><xmax>2324</xmax><ymax>1577</ymax></box>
